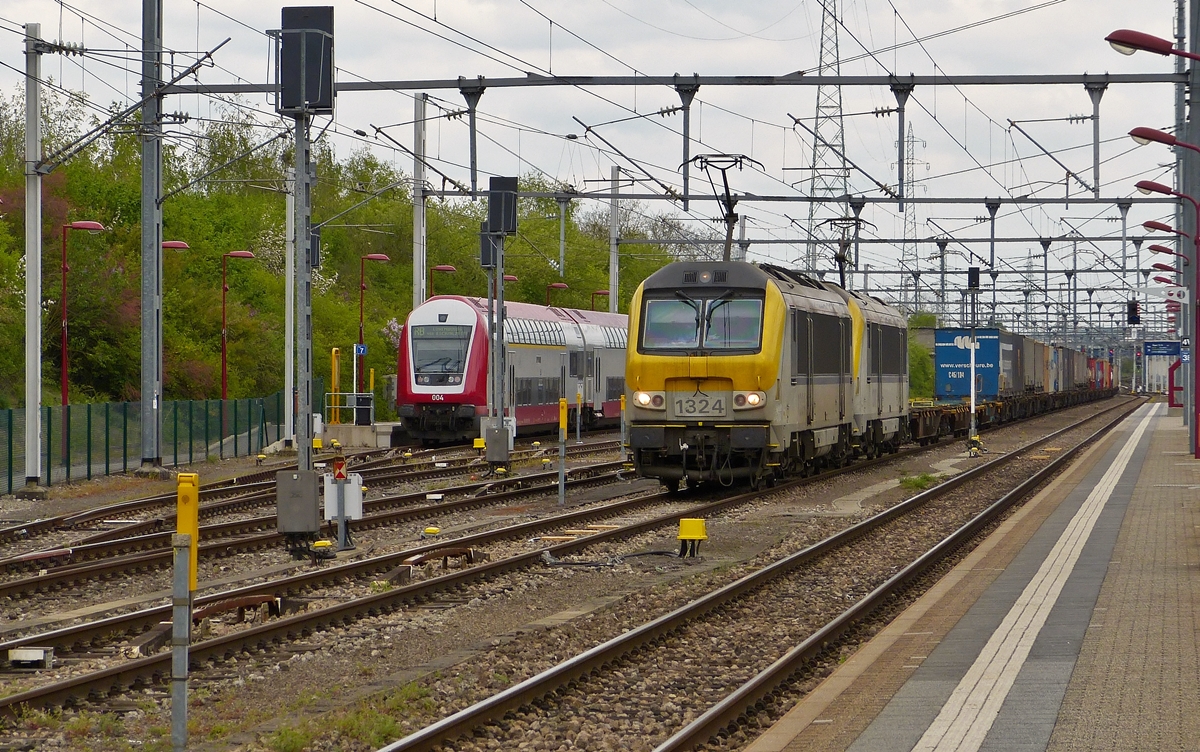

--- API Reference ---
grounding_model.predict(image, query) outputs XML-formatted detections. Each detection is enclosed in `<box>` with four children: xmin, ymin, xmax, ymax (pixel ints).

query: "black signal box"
<box><xmin>279</xmin><ymin>7</ymin><xmax>335</xmax><ymax>114</ymax></box>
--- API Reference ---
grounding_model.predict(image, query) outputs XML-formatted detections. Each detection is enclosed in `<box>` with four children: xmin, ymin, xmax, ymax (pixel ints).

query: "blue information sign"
<box><xmin>1143</xmin><ymin>341</ymin><xmax>1181</xmax><ymax>357</ymax></box>
<box><xmin>1183</xmin><ymin>349</ymin><xmax>1191</xmax><ymax>364</ymax></box>
<box><xmin>354</xmin><ymin>343</ymin><xmax>367</xmax><ymax>356</ymax></box>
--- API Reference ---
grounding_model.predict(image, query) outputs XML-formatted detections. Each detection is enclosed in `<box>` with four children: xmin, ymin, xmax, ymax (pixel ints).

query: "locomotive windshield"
<box><xmin>411</xmin><ymin>324</ymin><xmax>471</xmax><ymax>384</ymax></box>
<box><xmin>641</xmin><ymin>294</ymin><xmax>763</xmax><ymax>352</ymax></box>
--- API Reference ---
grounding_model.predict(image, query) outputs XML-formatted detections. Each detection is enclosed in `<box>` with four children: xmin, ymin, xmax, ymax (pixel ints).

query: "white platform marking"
<box><xmin>911</xmin><ymin>403</ymin><xmax>1159</xmax><ymax>752</ymax></box>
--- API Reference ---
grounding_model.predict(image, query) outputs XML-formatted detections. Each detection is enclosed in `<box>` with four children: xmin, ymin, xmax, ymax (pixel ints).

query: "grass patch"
<box><xmin>266</xmin><ymin>723</ymin><xmax>316</xmax><ymax>752</ymax></box>
<box><xmin>16</xmin><ymin>706</ymin><xmax>62</xmax><ymax>732</ymax></box>
<box><xmin>332</xmin><ymin>707</ymin><xmax>403</xmax><ymax>747</ymax></box>
<box><xmin>899</xmin><ymin>473</ymin><xmax>941</xmax><ymax>491</ymax></box>
<box><xmin>382</xmin><ymin>682</ymin><xmax>437</xmax><ymax>716</ymax></box>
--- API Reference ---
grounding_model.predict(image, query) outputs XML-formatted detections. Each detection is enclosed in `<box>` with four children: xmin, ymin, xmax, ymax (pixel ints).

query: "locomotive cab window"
<box><xmin>704</xmin><ymin>298</ymin><xmax>762</xmax><ymax>349</ymax></box>
<box><xmin>642</xmin><ymin>299</ymin><xmax>701</xmax><ymax>349</ymax></box>
<box><xmin>640</xmin><ymin>293</ymin><xmax>763</xmax><ymax>353</ymax></box>
<box><xmin>411</xmin><ymin>324</ymin><xmax>471</xmax><ymax>385</ymax></box>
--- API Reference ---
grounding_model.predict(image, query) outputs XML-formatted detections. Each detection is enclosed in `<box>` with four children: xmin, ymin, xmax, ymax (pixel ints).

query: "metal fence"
<box><xmin>0</xmin><ymin>390</ymin><xmax>294</xmax><ymax>494</ymax></box>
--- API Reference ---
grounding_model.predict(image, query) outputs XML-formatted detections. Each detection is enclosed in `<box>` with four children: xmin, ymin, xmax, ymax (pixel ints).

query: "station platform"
<box><xmin>747</xmin><ymin>400</ymin><xmax>1200</xmax><ymax>752</ymax></box>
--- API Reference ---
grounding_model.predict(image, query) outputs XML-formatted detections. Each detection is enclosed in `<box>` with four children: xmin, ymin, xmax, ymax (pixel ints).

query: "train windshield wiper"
<box><xmin>704</xmin><ymin>292</ymin><xmax>734</xmax><ymax>326</ymax></box>
<box><xmin>702</xmin><ymin>292</ymin><xmax>734</xmax><ymax>345</ymax></box>
<box><xmin>674</xmin><ymin>291</ymin><xmax>701</xmax><ymax>332</ymax></box>
<box><xmin>417</xmin><ymin>356</ymin><xmax>451</xmax><ymax>372</ymax></box>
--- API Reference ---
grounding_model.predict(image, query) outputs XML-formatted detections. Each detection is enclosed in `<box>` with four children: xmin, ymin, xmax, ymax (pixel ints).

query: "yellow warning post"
<box><xmin>176</xmin><ymin>473</ymin><xmax>200</xmax><ymax>591</ymax></box>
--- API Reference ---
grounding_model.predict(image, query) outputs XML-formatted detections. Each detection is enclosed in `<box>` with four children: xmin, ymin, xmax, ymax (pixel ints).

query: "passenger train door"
<box><xmin>838</xmin><ymin>318</ymin><xmax>847</xmax><ymax>420</ymax></box>
<box><xmin>793</xmin><ymin>310</ymin><xmax>814</xmax><ymax>425</ymax></box>
<box><xmin>585</xmin><ymin>347</ymin><xmax>595</xmax><ymax>407</ymax></box>
<box><xmin>875</xmin><ymin>324</ymin><xmax>883</xmax><ymax>416</ymax></box>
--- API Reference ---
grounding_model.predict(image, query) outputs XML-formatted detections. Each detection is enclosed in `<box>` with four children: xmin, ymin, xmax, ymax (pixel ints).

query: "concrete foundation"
<box><xmin>323</xmin><ymin>422</ymin><xmax>405</xmax><ymax>448</ymax></box>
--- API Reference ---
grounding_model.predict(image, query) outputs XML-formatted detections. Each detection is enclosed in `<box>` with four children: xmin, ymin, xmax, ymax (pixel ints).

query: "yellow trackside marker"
<box><xmin>176</xmin><ymin>473</ymin><xmax>200</xmax><ymax>592</ymax></box>
<box><xmin>678</xmin><ymin>518</ymin><xmax>707</xmax><ymax>558</ymax></box>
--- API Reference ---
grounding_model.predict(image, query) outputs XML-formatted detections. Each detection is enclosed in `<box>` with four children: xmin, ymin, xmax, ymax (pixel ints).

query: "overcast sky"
<box><xmin>0</xmin><ymin>0</ymin><xmax>1187</xmax><ymax>327</ymax></box>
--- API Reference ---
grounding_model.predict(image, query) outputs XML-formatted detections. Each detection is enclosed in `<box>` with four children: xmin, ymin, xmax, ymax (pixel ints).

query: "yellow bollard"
<box><xmin>677</xmin><ymin>518</ymin><xmax>707</xmax><ymax>558</ymax></box>
<box><xmin>620</xmin><ymin>393</ymin><xmax>627</xmax><ymax>452</ymax></box>
<box><xmin>176</xmin><ymin>473</ymin><xmax>200</xmax><ymax>592</ymax></box>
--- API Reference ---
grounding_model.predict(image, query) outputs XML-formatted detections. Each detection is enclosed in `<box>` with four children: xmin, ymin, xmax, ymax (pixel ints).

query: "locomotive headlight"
<box><xmin>733</xmin><ymin>391</ymin><xmax>766</xmax><ymax>410</ymax></box>
<box><xmin>633</xmin><ymin>391</ymin><xmax>666</xmax><ymax>410</ymax></box>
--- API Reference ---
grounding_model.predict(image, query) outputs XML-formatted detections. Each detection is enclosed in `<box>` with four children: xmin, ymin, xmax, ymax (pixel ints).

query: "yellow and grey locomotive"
<box><xmin>625</xmin><ymin>261</ymin><xmax>908</xmax><ymax>491</ymax></box>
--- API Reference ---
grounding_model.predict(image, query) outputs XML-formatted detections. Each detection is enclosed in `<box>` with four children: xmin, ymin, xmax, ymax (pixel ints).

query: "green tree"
<box><xmin>0</xmin><ymin>90</ymin><xmax>683</xmax><ymax>408</ymax></box>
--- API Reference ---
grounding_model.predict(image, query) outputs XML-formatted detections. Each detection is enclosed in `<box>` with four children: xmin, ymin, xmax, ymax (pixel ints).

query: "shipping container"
<box><xmin>934</xmin><ymin>328</ymin><xmax>1025</xmax><ymax>400</ymax></box>
<box><xmin>1049</xmin><ymin>346</ymin><xmax>1063</xmax><ymax>393</ymax></box>
<box><xmin>1023</xmin><ymin>338</ymin><xmax>1046</xmax><ymax>393</ymax></box>
<box><xmin>1071</xmin><ymin>348</ymin><xmax>1089</xmax><ymax>389</ymax></box>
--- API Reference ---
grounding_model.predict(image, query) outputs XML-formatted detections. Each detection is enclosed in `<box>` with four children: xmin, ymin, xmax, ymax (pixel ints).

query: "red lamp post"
<box><xmin>1107</xmin><ymin>29</ymin><xmax>1200</xmax><ymax>60</ymax></box>
<box><xmin>1137</xmin><ymin>177</ymin><xmax>1200</xmax><ymax>455</ymax></box>
<box><xmin>221</xmin><ymin>251</ymin><xmax>256</xmax><ymax>400</ymax></box>
<box><xmin>358</xmin><ymin>253</ymin><xmax>391</xmax><ymax>393</ymax></box>
<box><xmin>546</xmin><ymin>281</ymin><xmax>569</xmax><ymax>306</ymax></box>
<box><xmin>591</xmin><ymin>289</ymin><xmax>610</xmax><ymax>311</ymax></box>
<box><xmin>1148</xmin><ymin>244</ymin><xmax>1191</xmax><ymax>266</ymax></box>
<box><xmin>429</xmin><ymin>264</ymin><xmax>456</xmax><ymax>298</ymax></box>
<box><xmin>1112</xmin><ymin>29</ymin><xmax>1200</xmax><ymax>440</ymax></box>
<box><xmin>60</xmin><ymin>220</ymin><xmax>105</xmax><ymax>408</ymax></box>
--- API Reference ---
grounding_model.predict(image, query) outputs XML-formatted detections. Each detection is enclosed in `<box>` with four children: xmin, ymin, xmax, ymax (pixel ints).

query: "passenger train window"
<box><xmin>606</xmin><ymin>377</ymin><xmax>625</xmax><ymax>401</ymax></box>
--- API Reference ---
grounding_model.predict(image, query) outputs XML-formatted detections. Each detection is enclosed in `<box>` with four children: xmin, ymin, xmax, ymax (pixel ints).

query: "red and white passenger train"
<box><xmin>396</xmin><ymin>295</ymin><xmax>629</xmax><ymax>443</ymax></box>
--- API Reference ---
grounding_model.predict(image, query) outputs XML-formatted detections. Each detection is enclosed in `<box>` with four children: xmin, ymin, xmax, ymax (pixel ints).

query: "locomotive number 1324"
<box><xmin>673</xmin><ymin>397</ymin><xmax>725</xmax><ymax>417</ymax></box>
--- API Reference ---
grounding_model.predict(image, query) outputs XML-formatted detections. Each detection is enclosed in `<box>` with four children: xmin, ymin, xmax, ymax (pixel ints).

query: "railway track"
<box><xmin>0</xmin><ymin>439</ymin><xmax>621</xmax><ymax>561</ymax></box>
<box><xmin>0</xmin><ymin>436</ymin><xmax>619</xmax><ymax>554</ymax></box>
<box><xmin>367</xmin><ymin>397</ymin><xmax>1144</xmax><ymax>751</ymax></box>
<box><xmin>0</xmin><ymin>400</ymin><xmax>1137</xmax><ymax>721</ymax></box>
<box><xmin>0</xmin><ymin>457</ymin><xmax>628</xmax><ymax>604</ymax></box>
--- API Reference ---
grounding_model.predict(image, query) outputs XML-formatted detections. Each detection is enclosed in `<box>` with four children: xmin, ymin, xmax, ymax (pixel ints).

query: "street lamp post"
<box><xmin>1112</xmin><ymin>25</ymin><xmax>1200</xmax><ymax>445</ymax></box>
<box><xmin>546</xmin><ymin>281</ymin><xmax>569</xmax><ymax>306</ymax></box>
<box><xmin>1138</xmin><ymin>174</ymin><xmax>1199</xmax><ymax>454</ymax></box>
<box><xmin>60</xmin><ymin>221</ymin><xmax>105</xmax><ymax>408</ymax></box>
<box><xmin>1148</xmin><ymin>243</ymin><xmax>1191</xmax><ymax>269</ymax></box>
<box><xmin>358</xmin><ymin>253</ymin><xmax>390</xmax><ymax>393</ymax></box>
<box><xmin>591</xmin><ymin>289</ymin><xmax>610</xmax><ymax>311</ymax></box>
<box><xmin>1107</xmin><ymin>29</ymin><xmax>1200</xmax><ymax>60</ymax></box>
<box><xmin>221</xmin><ymin>251</ymin><xmax>255</xmax><ymax>401</ymax></box>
